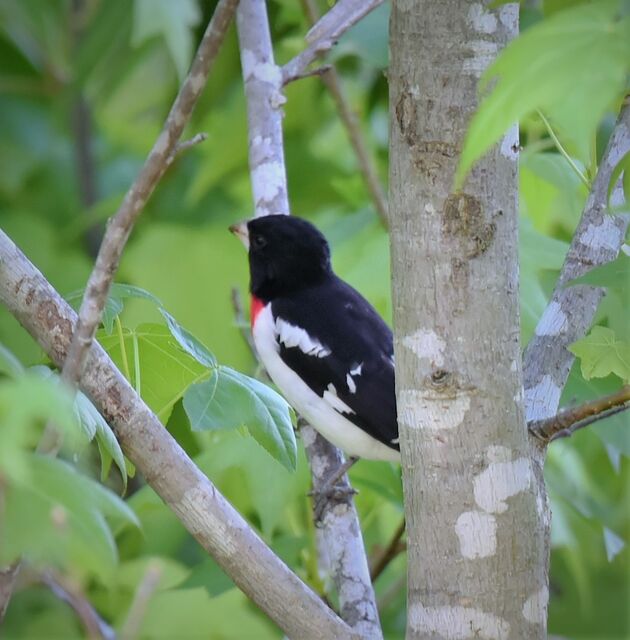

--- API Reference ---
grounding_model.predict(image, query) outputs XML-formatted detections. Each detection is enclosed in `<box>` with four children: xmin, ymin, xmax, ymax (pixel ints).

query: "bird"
<box><xmin>230</xmin><ymin>214</ymin><xmax>400</xmax><ymax>483</ymax></box>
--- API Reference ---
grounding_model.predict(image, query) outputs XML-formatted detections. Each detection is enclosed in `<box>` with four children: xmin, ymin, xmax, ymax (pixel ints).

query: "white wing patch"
<box><xmin>346</xmin><ymin>362</ymin><xmax>363</xmax><ymax>394</ymax></box>
<box><xmin>323</xmin><ymin>383</ymin><xmax>355</xmax><ymax>415</ymax></box>
<box><xmin>275</xmin><ymin>317</ymin><xmax>331</xmax><ymax>358</ymax></box>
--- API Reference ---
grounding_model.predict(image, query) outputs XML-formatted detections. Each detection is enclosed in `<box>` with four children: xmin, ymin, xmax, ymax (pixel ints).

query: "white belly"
<box><xmin>252</xmin><ymin>304</ymin><xmax>400</xmax><ymax>462</ymax></box>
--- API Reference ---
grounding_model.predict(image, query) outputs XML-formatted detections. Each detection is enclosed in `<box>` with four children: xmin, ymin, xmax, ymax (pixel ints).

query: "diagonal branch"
<box><xmin>60</xmin><ymin>0</ymin><xmax>239</xmax><ymax>391</ymax></box>
<box><xmin>0</xmin><ymin>230</ymin><xmax>357</xmax><ymax>640</ymax></box>
<box><xmin>529</xmin><ymin>385</ymin><xmax>630</xmax><ymax>443</ymax></box>
<box><xmin>282</xmin><ymin>0</ymin><xmax>385</xmax><ymax>85</ymax></box>
<box><xmin>300</xmin><ymin>0</ymin><xmax>389</xmax><ymax>227</ymax></box>
<box><xmin>236</xmin><ymin>1</ymin><xmax>383</xmax><ymax>636</ymax></box>
<box><xmin>523</xmin><ymin>100</ymin><xmax>630</xmax><ymax>429</ymax></box>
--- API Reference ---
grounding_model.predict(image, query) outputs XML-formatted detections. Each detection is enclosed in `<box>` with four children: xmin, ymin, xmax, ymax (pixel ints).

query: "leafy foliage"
<box><xmin>0</xmin><ymin>0</ymin><xmax>627</xmax><ymax>638</ymax></box>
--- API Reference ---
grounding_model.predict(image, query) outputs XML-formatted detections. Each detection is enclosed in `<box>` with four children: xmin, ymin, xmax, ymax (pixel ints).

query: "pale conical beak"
<box><xmin>229</xmin><ymin>221</ymin><xmax>250</xmax><ymax>250</ymax></box>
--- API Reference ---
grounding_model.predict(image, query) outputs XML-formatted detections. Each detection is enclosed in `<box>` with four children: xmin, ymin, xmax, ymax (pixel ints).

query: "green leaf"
<box><xmin>608</xmin><ymin>149</ymin><xmax>630</xmax><ymax>203</ymax></box>
<box><xmin>569</xmin><ymin>252</ymin><xmax>629</xmax><ymax>299</ymax></box>
<box><xmin>184</xmin><ymin>367</ymin><xmax>297</xmax><ymax>471</ymax></box>
<box><xmin>1</xmin><ymin>455</ymin><xmax>138</xmax><ymax>579</ymax></box>
<box><xmin>66</xmin><ymin>289</ymin><xmax>124</xmax><ymax>335</ymax></box>
<box><xmin>569</xmin><ymin>326</ymin><xmax>630</xmax><ymax>382</ymax></box>
<box><xmin>98</xmin><ymin>323</ymin><xmax>208</xmax><ymax>424</ymax></box>
<box><xmin>160</xmin><ymin>309</ymin><xmax>217</xmax><ymax>369</ymax></box>
<box><xmin>457</xmin><ymin>1</ymin><xmax>630</xmax><ymax>186</ymax></box>
<box><xmin>0</xmin><ymin>342</ymin><xmax>24</xmax><ymax>378</ymax></box>
<box><xmin>131</xmin><ymin>0</ymin><xmax>201</xmax><ymax>81</ymax></box>
<box><xmin>74</xmin><ymin>390</ymin><xmax>128</xmax><ymax>488</ymax></box>
<box><xmin>179</xmin><ymin>558</ymin><xmax>235</xmax><ymax>597</ymax></box>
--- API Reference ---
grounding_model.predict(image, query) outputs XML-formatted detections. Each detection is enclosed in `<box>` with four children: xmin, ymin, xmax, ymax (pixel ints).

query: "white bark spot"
<box><xmin>153</xmin><ymin>131</ymin><xmax>170</xmax><ymax>156</ymax></box>
<box><xmin>409</xmin><ymin>604</ymin><xmax>510</xmax><ymax>639</ymax></box>
<box><xmin>510</xmin><ymin>360</ymin><xmax>518</xmax><ymax>372</ymax></box>
<box><xmin>522</xmin><ymin>586</ymin><xmax>549</xmax><ymax>625</ymax></box>
<box><xmin>455</xmin><ymin>511</ymin><xmax>497</xmax><ymax>559</ymax></box>
<box><xmin>500</xmin><ymin>125</ymin><xmax>519</xmax><ymax>160</ymax></box>
<box><xmin>180</xmin><ymin>485</ymin><xmax>236</xmax><ymax>556</ymax></box>
<box><xmin>252</xmin><ymin>160</ymin><xmax>285</xmax><ymax>203</ymax></box>
<box><xmin>462</xmin><ymin>40</ymin><xmax>498</xmax><ymax>75</ymax></box>
<box><xmin>535</xmin><ymin>300</ymin><xmax>568</xmax><ymax>336</ymax></box>
<box><xmin>425</xmin><ymin>202</ymin><xmax>436</xmax><ymax>215</ymax></box>
<box><xmin>190</xmin><ymin>72</ymin><xmax>205</xmax><ymax>93</ymax></box>
<box><xmin>468</xmin><ymin>3</ymin><xmax>497</xmax><ymax>33</ymax></box>
<box><xmin>300</xmin><ymin>426</ymin><xmax>317</xmax><ymax>447</ymax></box>
<box><xmin>524</xmin><ymin>374</ymin><xmax>561</xmax><ymax>421</ymax></box>
<box><xmin>241</xmin><ymin>48</ymin><xmax>282</xmax><ymax>85</ymax></box>
<box><xmin>474</xmin><ymin>456</ymin><xmax>532</xmax><ymax>514</ymax></box>
<box><xmin>399</xmin><ymin>389</ymin><xmax>471</xmax><ymax>430</ymax></box>
<box><xmin>403</xmin><ymin>329</ymin><xmax>446</xmax><ymax>366</ymax></box>
<box><xmin>581</xmin><ymin>218</ymin><xmax>624</xmax><ymax>253</ymax></box>
<box><xmin>499</xmin><ymin>4</ymin><xmax>518</xmax><ymax>35</ymax></box>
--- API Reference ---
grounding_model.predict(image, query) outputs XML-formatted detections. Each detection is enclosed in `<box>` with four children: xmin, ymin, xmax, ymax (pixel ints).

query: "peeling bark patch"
<box><xmin>535</xmin><ymin>300</ymin><xmax>568</xmax><ymax>336</ymax></box>
<box><xmin>241</xmin><ymin>49</ymin><xmax>282</xmax><ymax>85</ymax></box>
<box><xmin>455</xmin><ymin>511</ymin><xmax>497</xmax><ymax>559</ymax></box>
<box><xmin>443</xmin><ymin>193</ymin><xmax>496</xmax><ymax>258</ymax></box>
<box><xmin>524</xmin><ymin>374</ymin><xmax>561</xmax><ymax>421</ymax></box>
<box><xmin>180</xmin><ymin>484</ymin><xmax>236</xmax><ymax>556</ymax></box>
<box><xmin>581</xmin><ymin>217</ymin><xmax>624</xmax><ymax>254</ymax></box>
<box><xmin>462</xmin><ymin>40</ymin><xmax>499</xmax><ymax>76</ymax></box>
<box><xmin>468</xmin><ymin>3</ymin><xmax>497</xmax><ymax>33</ymax></box>
<box><xmin>473</xmin><ymin>456</ymin><xmax>532</xmax><ymax>514</ymax></box>
<box><xmin>522</xmin><ymin>586</ymin><xmax>549</xmax><ymax>625</ymax></box>
<box><xmin>402</xmin><ymin>329</ymin><xmax>445</xmax><ymax>366</ymax></box>
<box><xmin>399</xmin><ymin>389</ymin><xmax>470</xmax><ymax>430</ymax></box>
<box><xmin>252</xmin><ymin>161</ymin><xmax>285</xmax><ymax>202</ymax></box>
<box><xmin>395</xmin><ymin>88</ymin><xmax>417</xmax><ymax>147</ymax></box>
<box><xmin>36</xmin><ymin>299</ymin><xmax>73</xmax><ymax>353</ymax></box>
<box><xmin>409</xmin><ymin>603</ymin><xmax>510</xmax><ymax>639</ymax></box>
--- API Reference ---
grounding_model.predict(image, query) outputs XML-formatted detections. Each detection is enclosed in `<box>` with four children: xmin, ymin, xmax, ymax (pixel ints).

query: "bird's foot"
<box><xmin>308</xmin><ymin>456</ymin><xmax>359</xmax><ymax>524</ymax></box>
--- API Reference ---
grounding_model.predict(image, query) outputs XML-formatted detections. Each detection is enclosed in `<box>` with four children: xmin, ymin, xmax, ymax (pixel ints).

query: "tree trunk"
<box><xmin>389</xmin><ymin>2</ymin><xmax>549</xmax><ymax>638</ymax></box>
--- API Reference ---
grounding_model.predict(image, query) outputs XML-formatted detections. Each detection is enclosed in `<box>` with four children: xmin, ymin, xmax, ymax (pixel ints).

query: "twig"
<box><xmin>282</xmin><ymin>0</ymin><xmax>385</xmax><ymax>85</ymax></box>
<box><xmin>170</xmin><ymin>132</ymin><xmax>208</xmax><ymax>161</ymax></box>
<box><xmin>529</xmin><ymin>385</ymin><xmax>630</xmax><ymax>443</ymax></box>
<box><xmin>119</xmin><ymin>561</ymin><xmax>162</xmax><ymax>640</ymax></box>
<box><xmin>236</xmin><ymin>1</ymin><xmax>382</xmax><ymax>636</ymax></box>
<box><xmin>300</xmin><ymin>0</ymin><xmax>389</xmax><ymax>226</ymax></box>
<box><xmin>0</xmin><ymin>230</ymin><xmax>356</xmax><ymax>640</ymax></box>
<box><xmin>0</xmin><ymin>562</ymin><xmax>20</xmax><ymax>623</ymax></box>
<box><xmin>524</xmin><ymin>101</ymin><xmax>630</xmax><ymax>428</ymax></box>
<box><xmin>282</xmin><ymin>63</ymin><xmax>332</xmax><ymax>85</ymax></box>
<box><xmin>369</xmin><ymin>518</ymin><xmax>406</xmax><ymax>582</ymax></box>
<box><xmin>230</xmin><ymin>287</ymin><xmax>257</xmax><ymax>355</ymax></box>
<box><xmin>60</xmin><ymin>0</ymin><xmax>239</xmax><ymax>393</ymax></box>
<box><xmin>37</xmin><ymin>568</ymin><xmax>115</xmax><ymax>640</ymax></box>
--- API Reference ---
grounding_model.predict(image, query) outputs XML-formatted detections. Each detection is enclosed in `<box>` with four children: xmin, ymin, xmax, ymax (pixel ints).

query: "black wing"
<box><xmin>272</xmin><ymin>275</ymin><xmax>398</xmax><ymax>450</ymax></box>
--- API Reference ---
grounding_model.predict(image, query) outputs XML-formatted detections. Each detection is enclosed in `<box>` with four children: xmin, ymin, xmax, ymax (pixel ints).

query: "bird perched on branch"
<box><xmin>230</xmin><ymin>214</ymin><xmax>400</xmax><ymax>481</ymax></box>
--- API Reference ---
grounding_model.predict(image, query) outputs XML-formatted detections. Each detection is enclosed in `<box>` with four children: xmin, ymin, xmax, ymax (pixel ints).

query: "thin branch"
<box><xmin>282</xmin><ymin>0</ymin><xmax>385</xmax><ymax>85</ymax></box>
<box><xmin>529</xmin><ymin>385</ymin><xmax>630</xmax><ymax>443</ymax></box>
<box><xmin>60</xmin><ymin>0</ymin><xmax>239</xmax><ymax>392</ymax></box>
<box><xmin>523</xmin><ymin>100</ymin><xmax>630</xmax><ymax>430</ymax></box>
<box><xmin>236</xmin><ymin>1</ymin><xmax>382</xmax><ymax>636</ymax></box>
<box><xmin>230</xmin><ymin>287</ymin><xmax>257</xmax><ymax>356</ymax></box>
<box><xmin>0</xmin><ymin>562</ymin><xmax>20</xmax><ymax>624</ymax></box>
<box><xmin>369</xmin><ymin>518</ymin><xmax>406</xmax><ymax>583</ymax></box>
<box><xmin>0</xmin><ymin>230</ymin><xmax>357</xmax><ymax>640</ymax></box>
<box><xmin>170</xmin><ymin>132</ymin><xmax>208</xmax><ymax>161</ymax></box>
<box><xmin>119</xmin><ymin>561</ymin><xmax>162</xmax><ymax>640</ymax></box>
<box><xmin>37</xmin><ymin>568</ymin><xmax>115</xmax><ymax>640</ymax></box>
<box><xmin>282</xmin><ymin>63</ymin><xmax>332</xmax><ymax>85</ymax></box>
<box><xmin>300</xmin><ymin>0</ymin><xmax>389</xmax><ymax>226</ymax></box>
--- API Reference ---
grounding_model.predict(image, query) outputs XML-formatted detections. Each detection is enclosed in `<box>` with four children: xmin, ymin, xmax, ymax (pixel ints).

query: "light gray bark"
<box><xmin>523</xmin><ymin>104</ymin><xmax>630</xmax><ymax>424</ymax></box>
<box><xmin>236</xmin><ymin>1</ymin><xmax>383</xmax><ymax>635</ymax></box>
<box><xmin>0</xmin><ymin>230</ymin><xmax>356</xmax><ymax>640</ymax></box>
<box><xmin>389</xmin><ymin>2</ymin><xmax>547</xmax><ymax>638</ymax></box>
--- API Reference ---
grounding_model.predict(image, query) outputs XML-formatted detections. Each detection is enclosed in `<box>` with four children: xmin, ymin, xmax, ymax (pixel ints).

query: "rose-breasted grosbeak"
<box><xmin>230</xmin><ymin>214</ymin><xmax>400</xmax><ymax>463</ymax></box>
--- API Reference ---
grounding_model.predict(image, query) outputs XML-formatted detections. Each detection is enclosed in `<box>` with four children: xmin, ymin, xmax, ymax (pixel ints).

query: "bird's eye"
<box><xmin>253</xmin><ymin>235</ymin><xmax>267</xmax><ymax>248</ymax></box>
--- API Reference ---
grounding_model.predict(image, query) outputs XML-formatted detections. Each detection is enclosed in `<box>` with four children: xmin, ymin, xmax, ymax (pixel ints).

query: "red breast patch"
<box><xmin>251</xmin><ymin>295</ymin><xmax>265</xmax><ymax>328</ymax></box>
